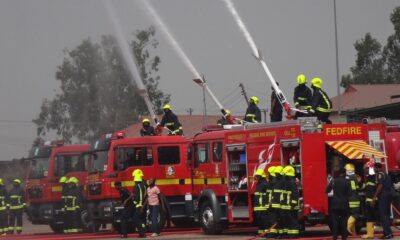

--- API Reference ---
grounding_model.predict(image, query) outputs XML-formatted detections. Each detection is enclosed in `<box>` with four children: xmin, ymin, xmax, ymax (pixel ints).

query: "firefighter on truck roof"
<box><xmin>140</xmin><ymin>118</ymin><xmax>155</xmax><ymax>136</ymax></box>
<box><xmin>293</xmin><ymin>74</ymin><xmax>312</xmax><ymax>119</ymax></box>
<box><xmin>309</xmin><ymin>78</ymin><xmax>332</xmax><ymax>124</ymax></box>
<box><xmin>244</xmin><ymin>96</ymin><xmax>261</xmax><ymax>123</ymax></box>
<box><xmin>159</xmin><ymin>104</ymin><xmax>183</xmax><ymax>136</ymax></box>
<box><xmin>0</xmin><ymin>178</ymin><xmax>7</xmax><ymax>236</ymax></box>
<box><xmin>253</xmin><ymin>169</ymin><xmax>268</xmax><ymax>235</ymax></box>
<box><xmin>270</xmin><ymin>84</ymin><xmax>283</xmax><ymax>122</ymax></box>
<box><xmin>8</xmin><ymin>179</ymin><xmax>25</xmax><ymax>234</ymax></box>
<box><xmin>132</xmin><ymin>169</ymin><xmax>146</xmax><ymax>238</ymax></box>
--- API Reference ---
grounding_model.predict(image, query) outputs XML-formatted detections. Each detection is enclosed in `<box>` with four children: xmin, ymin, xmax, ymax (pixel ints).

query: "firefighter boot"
<box><xmin>347</xmin><ymin>216</ymin><xmax>356</xmax><ymax>235</ymax></box>
<box><xmin>361</xmin><ymin>222</ymin><xmax>374</xmax><ymax>239</ymax></box>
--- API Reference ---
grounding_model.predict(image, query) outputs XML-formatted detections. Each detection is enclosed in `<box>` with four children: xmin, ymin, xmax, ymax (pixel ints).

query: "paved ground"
<box><xmin>6</xmin><ymin>214</ymin><xmax>399</xmax><ymax>240</ymax></box>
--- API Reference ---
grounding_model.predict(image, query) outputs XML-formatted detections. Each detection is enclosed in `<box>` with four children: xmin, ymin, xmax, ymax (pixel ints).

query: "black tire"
<box><xmin>49</xmin><ymin>223</ymin><xmax>64</xmax><ymax>233</ymax></box>
<box><xmin>146</xmin><ymin>207</ymin><xmax>167</xmax><ymax>231</ymax></box>
<box><xmin>199</xmin><ymin>200</ymin><xmax>223</xmax><ymax>235</ymax></box>
<box><xmin>81</xmin><ymin>210</ymin><xmax>101</xmax><ymax>232</ymax></box>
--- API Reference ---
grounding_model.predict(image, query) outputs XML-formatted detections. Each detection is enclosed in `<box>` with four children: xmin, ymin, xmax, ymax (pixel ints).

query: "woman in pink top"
<box><xmin>147</xmin><ymin>177</ymin><xmax>161</xmax><ymax>237</ymax></box>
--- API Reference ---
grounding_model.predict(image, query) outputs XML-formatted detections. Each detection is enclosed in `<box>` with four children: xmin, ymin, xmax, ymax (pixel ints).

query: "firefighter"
<box><xmin>362</xmin><ymin>162</ymin><xmax>377</xmax><ymax>239</ymax></box>
<box><xmin>345</xmin><ymin>163</ymin><xmax>361</xmax><ymax>235</ymax></box>
<box><xmin>159</xmin><ymin>104</ymin><xmax>183</xmax><ymax>136</ymax></box>
<box><xmin>309</xmin><ymin>78</ymin><xmax>332</xmax><ymax>124</ymax></box>
<box><xmin>140</xmin><ymin>118</ymin><xmax>155</xmax><ymax>136</ymax></box>
<box><xmin>253</xmin><ymin>169</ymin><xmax>268</xmax><ymax>235</ymax></box>
<box><xmin>283</xmin><ymin>165</ymin><xmax>300</xmax><ymax>238</ymax></box>
<box><xmin>59</xmin><ymin>176</ymin><xmax>68</xmax><ymax>230</ymax></box>
<box><xmin>8</xmin><ymin>179</ymin><xmax>25</xmax><ymax>234</ymax></box>
<box><xmin>114</xmin><ymin>181</ymin><xmax>133</xmax><ymax>238</ymax></box>
<box><xmin>271</xmin><ymin>166</ymin><xmax>284</xmax><ymax>237</ymax></box>
<box><xmin>244</xmin><ymin>96</ymin><xmax>261</xmax><ymax>123</ymax></box>
<box><xmin>270</xmin><ymin>84</ymin><xmax>283</xmax><ymax>122</ymax></box>
<box><xmin>64</xmin><ymin>177</ymin><xmax>83</xmax><ymax>234</ymax></box>
<box><xmin>132</xmin><ymin>169</ymin><xmax>146</xmax><ymax>238</ymax></box>
<box><xmin>0</xmin><ymin>178</ymin><xmax>8</xmax><ymax>235</ymax></box>
<box><xmin>293</xmin><ymin>74</ymin><xmax>312</xmax><ymax>119</ymax></box>
<box><xmin>265</xmin><ymin>166</ymin><xmax>276</xmax><ymax>237</ymax></box>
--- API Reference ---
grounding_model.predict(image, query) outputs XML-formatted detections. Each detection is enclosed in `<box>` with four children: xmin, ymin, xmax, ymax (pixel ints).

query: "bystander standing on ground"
<box><xmin>373</xmin><ymin>162</ymin><xmax>393</xmax><ymax>239</ymax></box>
<box><xmin>326</xmin><ymin>168</ymin><xmax>351</xmax><ymax>240</ymax></box>
<box><xmin>145</xmin><ymin>177</ymin><xmax>163</xmax><ymax>237</ymax></box>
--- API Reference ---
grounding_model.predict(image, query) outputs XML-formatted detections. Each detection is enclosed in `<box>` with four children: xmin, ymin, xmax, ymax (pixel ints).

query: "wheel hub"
<box><xmin>202</xmin><ymin>207</ymin><xmax>214</xmax><ymax>227</ymax></box>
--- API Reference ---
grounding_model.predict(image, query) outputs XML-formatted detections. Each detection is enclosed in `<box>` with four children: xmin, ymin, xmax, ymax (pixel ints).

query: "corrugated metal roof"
<box><xmin>331</xmin><ymin>84</ymin><xmax>400</xmax><ymax>112</ymax></box>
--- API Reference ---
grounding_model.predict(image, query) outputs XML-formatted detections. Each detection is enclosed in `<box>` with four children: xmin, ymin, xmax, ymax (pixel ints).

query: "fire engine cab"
<box><xmin>25</xmin><ymin>141</ymin><xmax>90</xmax><ymax>233</ymax></box>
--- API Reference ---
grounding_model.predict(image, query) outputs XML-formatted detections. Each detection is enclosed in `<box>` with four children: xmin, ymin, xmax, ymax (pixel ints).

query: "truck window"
<box><xmin>213</xmin><ymin>142</ymin><xmax>223</xmax><ymax>162</ymax></box>
<box><xmin>197</xmin><ymin>143</ymin><xmax>210</xmax><ymax>164</ymax></box>
<box><xmin>158</xmin><ymin>146</ymin><xmax>180</xmax><ymax>165</ymax></box>
<box><xmin>55</xmin><ymin>154</ymin><xmax>85</xmax><ymax>177</ymax></box>
<box><xmin>117</xmin><ymin>147</ymin><xmax>153</xmax><ymax>170</ymax></box>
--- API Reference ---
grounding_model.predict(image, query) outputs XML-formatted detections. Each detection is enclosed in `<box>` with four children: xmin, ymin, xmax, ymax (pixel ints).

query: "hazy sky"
<box><xmin>0</xmin><ymin>0</ymin><xmax>398</xmax><ymax>160</ymax></box>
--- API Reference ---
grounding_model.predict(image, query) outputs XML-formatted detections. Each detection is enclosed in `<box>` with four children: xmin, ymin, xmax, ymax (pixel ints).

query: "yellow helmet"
<box><xmin>142</xmin><ymin>118</ymin><xmax>150</xmax><ymax>123</ymax></box>
<box><xmin>311</xmin><ymin>78</ymin><xmax>323</xmax><ymax>88</ymax></box>
<box><xmin>283</xmin><ymin>165</ymin><xmax>295</xmax><ymax>177</ymax></box>
<box><xmin>250</xmin><ymin>96</ymin><xmax>259</xmax><ymax>105</ymax></box>
<box><xmin>163</xmin><ymin>104</ymin><xmax>171</xmax><ymax>110</ymax></box>
<box><xmin>0</xmin><ymin>178</ymin><xmax>3</xmax><ymax>185</ymax></box>
<box><xmin>59</xmin><ymin>176</ymin><xmax>68</xmax><ymax>183</ymax></box>
<box><xmin>267</xmin><ymin>166</ymin><xmax>276</xmax><ymax>177</ymax></box>
<box><xmin>297</xmin><ymin>74</ymin><xmax>307</xmax><ymax>84</ymax></box>
<box><xmin>13</xmin><ymin>179</ymin><xmax>21</xmax><ymax>184</ymax></box>
<box><xmin>225</xmin><ymin>109</ymin><xmax>231</xmax><ymax>116</ymax></box>
<box><xmin>67</xmin><ymin>176</ymin><xmax>79</xmax><ymax>185</ymax></box>
<box><xmin>274</xmin><ymin>166</ymin><xmax>283</xmax><ymax>175</ymax></box>
<box><xmin>344</xmin><ymin>163</ymin><xmax>355</xmax><ymax>171</ymax></box>
<box><xmin>132</xmin><ymin>169</ymin><xmax>144</xmax><ymax>182</ymax></box>
<box><xmin>255</xmin><ymin>169</ymin><xmax>266</xmax><ymax>178</ymax></box>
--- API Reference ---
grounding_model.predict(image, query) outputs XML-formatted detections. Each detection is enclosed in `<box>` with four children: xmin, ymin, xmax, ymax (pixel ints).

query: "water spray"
<box><xmin>102</xmin><ymin>0</ymin><xmax>157</xmax><ymax>124</ymax></box>
<box><xmin>138</xmin><ymin>0</ymin><xmax>230</xmax><ymax>117</ymax></box>
<box><xmin>222</xmin><ymin>0</ymin><xmax>305</xmax><ymax>118</ymax></box>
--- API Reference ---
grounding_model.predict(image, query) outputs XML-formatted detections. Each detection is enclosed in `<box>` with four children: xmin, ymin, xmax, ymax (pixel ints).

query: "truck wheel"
<box><xmin>200</xmin><ymin>200</ymin><xmax>222</xmax><ymax>235</ymax></box>
<box><xmin>81</xmin><ymin>209</ymin><xmax>100</xmax><ymax>232</ymax></box>
<box><xmin>50</xmin><ymin>223</ymin><xmax>64</xmax><ymax>233</ymax></box>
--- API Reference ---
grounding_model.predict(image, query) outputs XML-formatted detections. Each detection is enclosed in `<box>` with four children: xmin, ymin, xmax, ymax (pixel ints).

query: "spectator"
<box><xmin>145</xmin><ymin>177</ymin><xmax>162</xmax><ymax>237</ymax></box>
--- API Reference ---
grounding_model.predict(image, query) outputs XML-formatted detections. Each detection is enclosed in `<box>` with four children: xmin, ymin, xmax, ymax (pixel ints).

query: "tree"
<box><xmin>383</xmin><ymin>7</ymin><xmax>400</xmax><ymax>83</ymax></box>
<box><xmin>341</xmin><ymin>33</ymin><xmax>387</xmax><ymax>88</ymax></box>
<box><xmin>33</xmin><ymin>27</ymin><xmax>170</xmax><ymax>143</ymax></box>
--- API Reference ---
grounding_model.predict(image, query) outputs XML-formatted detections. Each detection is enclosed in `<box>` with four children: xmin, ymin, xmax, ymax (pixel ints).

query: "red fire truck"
<box><xmin>85</xmin><ymin>118</ymin><xmax>400</xmax><ymax>234</ymax></box>
<box><xmin>25</xmin><ymin>141</ymin><xmax>90</xmax><ymax>233</ymax></box>
<box><xmin>86</xmin><ymin>133</ymin><xmax>193</xmax><ymax>230</ymax></box>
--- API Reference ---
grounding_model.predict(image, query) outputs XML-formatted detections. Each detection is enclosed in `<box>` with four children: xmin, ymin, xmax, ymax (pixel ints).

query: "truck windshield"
<box><xmin>29</xmin><ymin>157</ymin><xmax>49</xmax><ymax>179</ymax></box>
<box><xmin>90</xmin><ymin>151</ymin><xmax>109</xmax><ymax>173</ymax></box>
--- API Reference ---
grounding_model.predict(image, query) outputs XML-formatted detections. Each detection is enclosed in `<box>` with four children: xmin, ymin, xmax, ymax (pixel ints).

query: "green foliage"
<box><xmin>341</xmin><ymin>7</ymin><xmax>400</xmax><ymax>87</ymax></box>
<box><xmin>33</xmin><ymin>27</ymin><xmax>169</xmax><ymax>143</ymax></box>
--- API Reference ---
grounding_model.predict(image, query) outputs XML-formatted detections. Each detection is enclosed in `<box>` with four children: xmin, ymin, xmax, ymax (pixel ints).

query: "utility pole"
<box><xmin>186</xmin><ymin>108</ymin><xmax>194</xmax><ymax>116</ymax></box>
<box><xmin>202</xmin><ymin>75</ymin><xmax>207</xmax><ymax>127</ymax></box>
<box><xmin>239</xmin><ymin>83</ymin><xmax>250</xmax><ymax>105</ymax></box>
<box><xmin>334</xmin><ymin>0</ymin><xmax>341</xmax><ymax>114</ymax></box>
